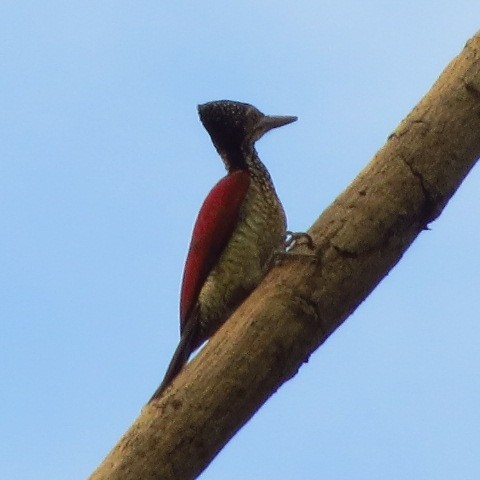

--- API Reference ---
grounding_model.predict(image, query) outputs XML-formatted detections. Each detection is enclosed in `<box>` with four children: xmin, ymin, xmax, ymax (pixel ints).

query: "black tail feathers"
<box><xmin>148</xmin><ymin>321</ymin><xmax>198</xmax><ymax>403</ymax></box>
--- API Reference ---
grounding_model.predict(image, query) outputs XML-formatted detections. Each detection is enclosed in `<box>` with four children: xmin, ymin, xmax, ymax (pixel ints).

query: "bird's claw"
<box><xmin>271</xmin><ymin>231</ymin><xmax>317</xmax><ymax>267</ymax></box>
<box><xmin>285</xmin><ymin>231</ymin><xmax>314</xmax><ymax>251</ymax></box>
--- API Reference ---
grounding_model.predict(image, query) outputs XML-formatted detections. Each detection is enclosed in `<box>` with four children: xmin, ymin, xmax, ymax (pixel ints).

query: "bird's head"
<box><xmin>198</xmin><ymin>100</ymin><xmax>297</xmax><ymax>170</ymax></box>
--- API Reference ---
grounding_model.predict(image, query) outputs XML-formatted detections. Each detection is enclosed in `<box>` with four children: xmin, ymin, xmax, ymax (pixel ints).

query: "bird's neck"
<box><xmin>222</xmin><ymin>147</ymin><xmax>273</xmax><ymax>189</ymax></box>
<box><xmin>244</xmin><ymin>150</ymin><xmax>274</xmax><ymax>189</ymax></box>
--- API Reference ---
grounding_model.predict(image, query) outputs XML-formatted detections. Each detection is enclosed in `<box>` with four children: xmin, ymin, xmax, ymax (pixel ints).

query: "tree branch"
<box><xmin>89</xmin><ymin>33</ymin><xmax>480</xmax><ymax>480</ymax></box>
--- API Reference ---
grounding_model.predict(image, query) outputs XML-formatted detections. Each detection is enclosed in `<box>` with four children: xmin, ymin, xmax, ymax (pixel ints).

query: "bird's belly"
<box><xmin>197</xmin><ymin>189</ymin><xmax>286</xmax><ymax>338</ymax></box>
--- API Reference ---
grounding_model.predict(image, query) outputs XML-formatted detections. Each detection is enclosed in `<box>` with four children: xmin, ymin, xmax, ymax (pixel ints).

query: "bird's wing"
<box><xmin>180</xmin><ymin>170</ymin><xmax>251</xmax><ymax>332</ymax></box>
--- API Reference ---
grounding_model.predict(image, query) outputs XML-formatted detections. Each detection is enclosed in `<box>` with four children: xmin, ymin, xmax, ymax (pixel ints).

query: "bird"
<box><xmin>149</xmin><ymin>100</ymin><xmax>297</xmax><ymax>402</ymax></box>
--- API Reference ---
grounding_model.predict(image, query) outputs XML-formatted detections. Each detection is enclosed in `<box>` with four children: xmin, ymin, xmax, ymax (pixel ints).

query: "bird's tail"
<box><xmin>148</xmin><ymin>320</ymin><xmax>199</xmax><ymax>403</ymax></box>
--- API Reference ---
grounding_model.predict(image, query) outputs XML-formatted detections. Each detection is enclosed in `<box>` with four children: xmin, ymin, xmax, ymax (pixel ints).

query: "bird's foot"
<box><xmin>285</xmin><ymin>231</ymin><xmax>314</xmax><ymax>251</ymax></box>
<box><xmin>273</xmin><ymin>231</ymin><xmax>317</xmax><ymax>266</ymax></box>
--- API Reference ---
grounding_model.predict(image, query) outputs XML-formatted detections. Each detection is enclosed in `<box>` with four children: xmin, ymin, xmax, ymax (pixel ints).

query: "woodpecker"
<box><xmin>149</xmin><ymin>100</ymin><xmax>297</xmax><ymax>402</ymax></box>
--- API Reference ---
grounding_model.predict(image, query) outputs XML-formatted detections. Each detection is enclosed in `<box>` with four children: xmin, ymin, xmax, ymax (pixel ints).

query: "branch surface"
<box><xmin>89</xmin><ymin>34</ymin><xmax>480</xmax><ymax>480</ymax></box>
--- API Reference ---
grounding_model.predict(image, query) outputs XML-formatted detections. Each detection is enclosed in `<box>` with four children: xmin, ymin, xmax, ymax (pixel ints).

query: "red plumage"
<box><xmin>148</xmin><ymin>170</ymin><xmax>251</xmax><ymax>402</ymax></box>
<box><xmin>180</xmin><ymin>170</ymin><xmax>251</xmax><ymax>330</ymax></box>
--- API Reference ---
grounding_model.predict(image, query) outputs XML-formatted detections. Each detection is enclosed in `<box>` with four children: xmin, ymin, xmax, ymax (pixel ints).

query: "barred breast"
<box><xmin>197</xmin><ymin>176</ymin><xmax>286</xmax><ymax>339</ymax></box>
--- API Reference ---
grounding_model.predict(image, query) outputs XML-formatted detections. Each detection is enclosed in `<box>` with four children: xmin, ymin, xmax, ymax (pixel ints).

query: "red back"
<box><xmin>180</xmin><ymin>170</ymin><xmax>251</xmax><ymax>331</ymax></box>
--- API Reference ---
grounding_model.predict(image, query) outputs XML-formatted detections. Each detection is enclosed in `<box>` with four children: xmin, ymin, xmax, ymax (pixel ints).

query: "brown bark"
<box><xmin>89</xmin><ymin>34</ymin><xmax>480</xmax><ymax>480</ymax></box>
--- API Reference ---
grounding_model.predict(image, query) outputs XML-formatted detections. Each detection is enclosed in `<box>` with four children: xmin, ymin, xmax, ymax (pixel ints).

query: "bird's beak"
<box><xmin>258</xmin><ymin>115</ymin><xmax>298</xmax><ymax>133</ymax></box>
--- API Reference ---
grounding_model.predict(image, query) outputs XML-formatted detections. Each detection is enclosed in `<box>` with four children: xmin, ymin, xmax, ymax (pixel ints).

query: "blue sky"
<box><xmin>1</xmin><ymin>2</ymin><xmax>479</xmax><ymax>479</ymax></box>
